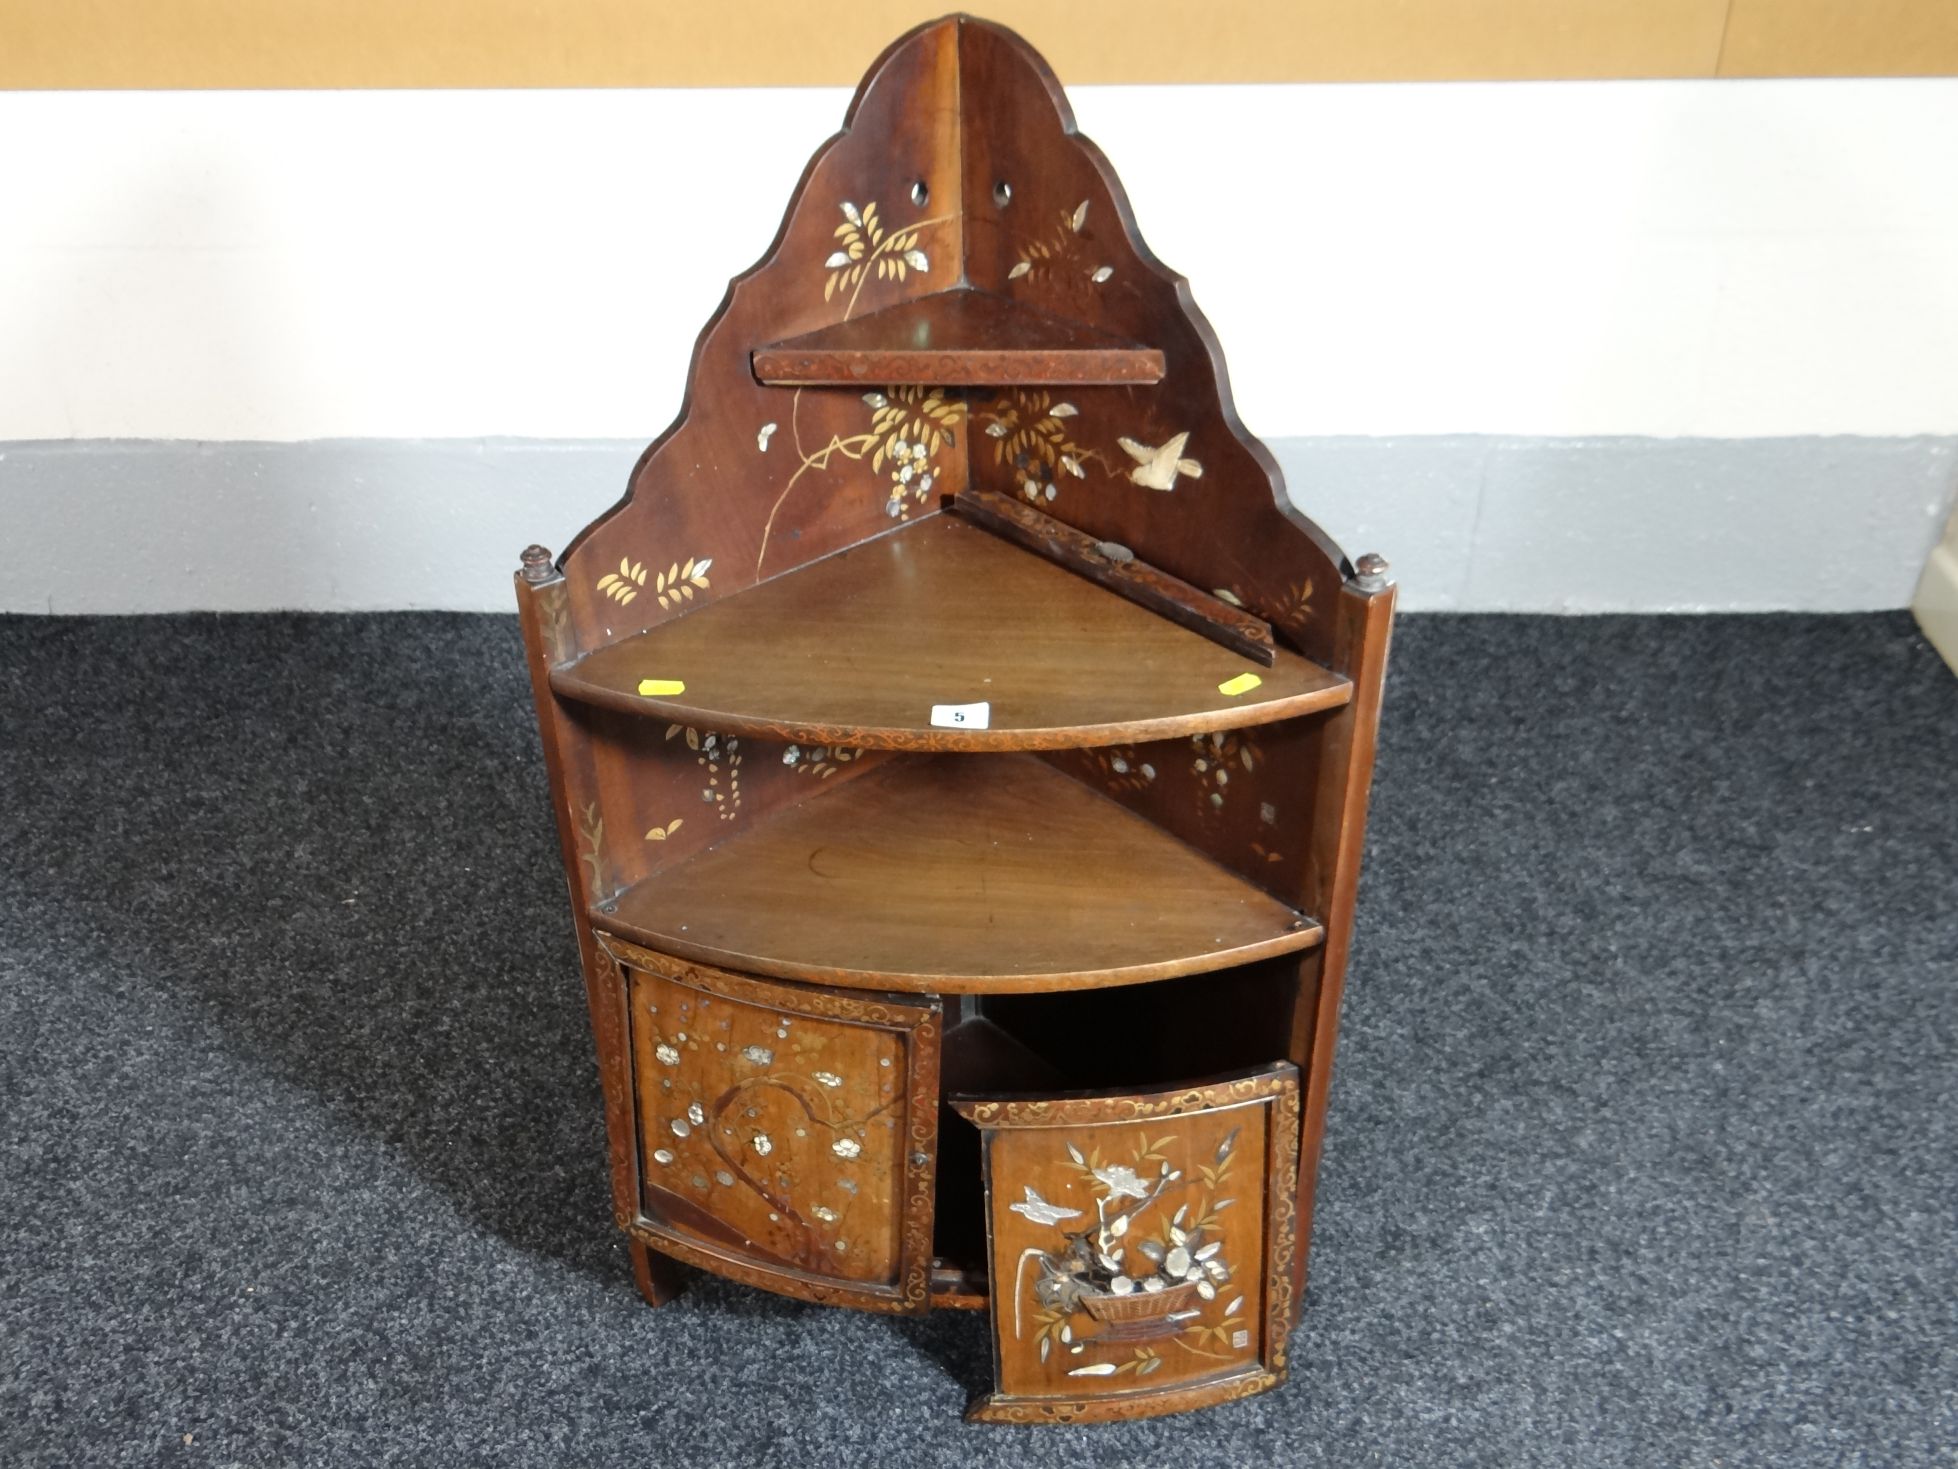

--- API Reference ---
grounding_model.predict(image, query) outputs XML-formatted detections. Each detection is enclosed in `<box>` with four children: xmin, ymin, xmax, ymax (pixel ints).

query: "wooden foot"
<box><xmin>629</xmin><ymin>1239</ymin><xmax>686</xmax><ymax>1308</ymax></box>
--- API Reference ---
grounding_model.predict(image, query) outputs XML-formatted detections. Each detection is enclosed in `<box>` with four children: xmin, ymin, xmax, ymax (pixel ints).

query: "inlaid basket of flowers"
<box><xmin>1010</xmin><ymin>1130</ymin><xmax>1240</xmax><ymax>1360</ymax></box>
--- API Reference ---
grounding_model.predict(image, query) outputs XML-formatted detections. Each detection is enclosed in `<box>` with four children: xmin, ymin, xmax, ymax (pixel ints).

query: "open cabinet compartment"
<box><xmin>514</xmin><ymin>13</ymin><xmax>1393</xmax><ymax>1426</ymax></box>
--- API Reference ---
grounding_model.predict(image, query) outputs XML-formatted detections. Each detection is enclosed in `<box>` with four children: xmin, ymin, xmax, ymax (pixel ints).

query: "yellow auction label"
<box><xmin>1217</xmin><ymin>672</ymin><xmax>1263</xmax><ymax>697</ymax></box>
<box><xmin>637</xmin><ymin>678</ymin><xmax>686</xmax><ymax>696</ymax></box>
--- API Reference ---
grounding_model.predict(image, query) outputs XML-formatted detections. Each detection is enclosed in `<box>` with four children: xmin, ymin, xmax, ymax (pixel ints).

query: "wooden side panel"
<box><xmin>956</xmin><ymin>1066</ymin><xmax>1301</xmax><ymax>1423</ymax></box>
<box><xmin>598</xmin><ymin>935</ymin><xmax>941</xmax><ymax>1314</ymax></box>
<box><xmin>1289</xmin><ymin>578</ymin><xmax>1396</xmax><ymax>1290</ymax></box>
<box><xmin>515</xmin><ymin>568</ymin><xmax>649</xmax><ymax>1252</ymax></box>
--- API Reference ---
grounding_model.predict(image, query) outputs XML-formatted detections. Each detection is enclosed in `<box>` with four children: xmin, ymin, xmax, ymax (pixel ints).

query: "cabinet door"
<box><xmin>955</xmin><ymin>1064</ymin><xmax>1301</xmax><ymax>1422</ymax></box>
<box><xmin>595</xmin><ymin>933</ymin><xmax>941</xmax><ymax>1314</ymax></box>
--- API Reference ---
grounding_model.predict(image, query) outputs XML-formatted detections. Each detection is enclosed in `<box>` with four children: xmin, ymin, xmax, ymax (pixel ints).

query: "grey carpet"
<box><xmin>1</xmin><ymin>611</ymin><xmax>1953</xmax><ymax>1468</ymax></box>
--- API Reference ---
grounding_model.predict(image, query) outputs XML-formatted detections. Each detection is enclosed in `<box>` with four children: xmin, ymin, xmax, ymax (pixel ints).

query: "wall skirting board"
<box><xmin>4</xmin><ymin>436</ymin><xmax>1952</xmax><ymax>615</ymax></box>
<box><xmin>1913</xmin><ymin>507</ymin><xmax>1958</xmax><ymax>672</ymax></box>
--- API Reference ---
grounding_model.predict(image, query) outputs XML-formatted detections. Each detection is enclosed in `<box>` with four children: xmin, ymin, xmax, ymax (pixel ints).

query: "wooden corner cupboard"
<box><xmin>514</xmin><ymin>13</ymin><xmax>1393</xmax><ymax>1425</ymax></box>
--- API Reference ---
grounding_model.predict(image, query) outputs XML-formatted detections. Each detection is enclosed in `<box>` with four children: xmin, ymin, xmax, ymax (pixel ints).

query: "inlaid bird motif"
<box><xmin>1117</xmin><ymin>431</ymin><xmax>1204</xmax><ymax>491</ymax></box>
<box><xmin>1008</xmin><ymin>1186</ymin><xmax>1083</xmax><ymax>1227</ymax></box>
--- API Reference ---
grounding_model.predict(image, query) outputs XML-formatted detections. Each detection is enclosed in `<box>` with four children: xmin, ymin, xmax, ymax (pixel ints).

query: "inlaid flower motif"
<box><xmin>812</xmin><ymin>1071</ymin><xmax>844</xmax><ymax>1089</ymax></box>
<box><xmin>654</xmin><ymin>1043</ymin><xmax>680</xmax><ymax>1065</ymax></box>
<box><xmin>752</xmin><ymin>1133</ymin><xmax>773</xmax><ymax>1157</ymax></box>
<box><xmin>687</xmin><ymin>1101</ymin><xmax>705</xmax><ymax>1126</ymax></box>
<box><xmin>979</xmin><ymin>390</ymin><xmax>1104</xmax><ymax>504</ymax></box>
<box><xmin>596</xmin><ymin>557</ymin><xmax>647</xmax><ymax>605</ymax></box>
<box><xmin>1080</xmin><ymin>745</ymin><xmax>1156</xmax><ymax>796</ymax></box>
<box><xmin>863</xmin><ymin>387</ymin><xmax>963</xmax><ymax>519</ymax></box>
<box><xmin>741</xmin><ymin>1045</ymin><xmax>774</xmax><ymax>1066</ymax></box>
<box><xmin>1007</xmin><ymin>198</ymin><xmax>1093</xmax><ymax>285</ymax></box>
<box><xmin>1091</xmin><ymin>1163</ymin><xmax>1149</xmax><ymax>1201</ymax></box>
<box><xmin>651</xmin><ymin>557</ymin><xmax>711</xmax><ymax>611</ymax></box>
<box><xmin>1192</xmin><ymin>729</ymin><xmax>1260</xmax><ymax>814</ymax></box>
<box><xmin>831</xmin><ymin>1137</ymin><xmax>862</xmax><ymax>1160</ymax></box>
<box><xmin>576</xmin><ymin>802</ymin><xmax>606</xmax><ymax>894</ymax></box>
<box><xmin>824</xmin><ymin>200</ymin><xmax>931</xmax><ymax>307</ymax></box>
<box><xmin>784</xmin><ymin>745</ymin><xmax>863</xmax><ymax>779</ymax></box>
<box><xmin>811</xmin><ymin>1205</ymin><xmax>838</xmax><ymax>1224</ymax></box>
<box><xmin>667</xmin><ymin>724</ymin><xmax>743</xmax><ymax>821</ymax></box>
<box><xmin>1015</xmin><ymin>1128</ymin><xmax>1245</xmax><ymax>1372</ymax></box>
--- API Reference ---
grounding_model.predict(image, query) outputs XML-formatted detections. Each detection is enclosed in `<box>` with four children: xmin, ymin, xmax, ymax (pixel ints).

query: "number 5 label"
<box><xmin>929</xmin><ymin>701</ymin><xmax>991</xmax><ymax>730</ymax></box>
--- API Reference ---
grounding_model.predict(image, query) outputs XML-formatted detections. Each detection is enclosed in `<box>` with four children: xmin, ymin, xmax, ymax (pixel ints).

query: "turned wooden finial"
<box><xmin>520</xmin><ymin>544</ymin><xmax>556</xmax><ymax>583</ymax></box>
<box><xmin>1352</xmin><ymin>553</ymin><xmax>1391</xmax><ymax>593</ymax></box>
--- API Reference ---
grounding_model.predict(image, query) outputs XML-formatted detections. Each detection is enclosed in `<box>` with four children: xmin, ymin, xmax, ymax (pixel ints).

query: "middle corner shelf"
<box><xmin>548</xmin><ymin>514</ymin><xmax>1352</xmax><ymax>752</ymax></box>
<box><xmin>589</xmin><ymin>752</ymin><xmax>1325</xmax><ymax>993</ymax></box>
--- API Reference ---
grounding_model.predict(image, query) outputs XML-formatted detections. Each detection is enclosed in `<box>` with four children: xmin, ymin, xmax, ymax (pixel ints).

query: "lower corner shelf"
<box><xmin>590</xmin><ymin>752</ymin><xmax>1323</xmax><ymax>992</ymax></box>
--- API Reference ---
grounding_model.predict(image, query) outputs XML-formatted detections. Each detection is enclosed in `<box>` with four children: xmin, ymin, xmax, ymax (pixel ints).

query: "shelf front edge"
<box><xmin>751</xmin><ymin>347</ymin><xmax>1167</xmax><ymax>386</ymax></box>
<box><xmin>545</xmin><ymin>674</ymin><xmax>1352</xmax><ymax>752</ymax></box>
<box><xmin>584</xmin><ymin>907</ymin><xmax>1325</xmax><ymax>995</ymax></box>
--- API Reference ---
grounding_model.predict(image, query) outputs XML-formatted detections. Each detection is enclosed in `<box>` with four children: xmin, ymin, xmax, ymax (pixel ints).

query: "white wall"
<box><xmin>3</xmin><ymin>80</ymin><xmax>1957</xmax><ymax>444</ymax></box>
<box><xmin>2</xmin><ymin>80</ymin><xmax>1956</xmax><ymax>614</ymax></box>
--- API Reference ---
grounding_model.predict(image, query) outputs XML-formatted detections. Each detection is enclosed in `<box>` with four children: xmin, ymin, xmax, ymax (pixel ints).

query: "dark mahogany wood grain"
<box><xmin>753</xmin><ymin>287</ymin><xmax>1165</xmax><ymax>385</ymax></box>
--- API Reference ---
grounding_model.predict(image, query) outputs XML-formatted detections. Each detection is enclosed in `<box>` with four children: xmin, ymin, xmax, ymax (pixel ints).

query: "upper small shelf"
<box><xmin>548</xmin><ymin>516</ymin><xmax>1351</xmax><ymax>751</ymax></box>
<box><xmin>752</xmin><ymin>287</ymin><xmax>1166</xmax><ymax>386</ymax></box>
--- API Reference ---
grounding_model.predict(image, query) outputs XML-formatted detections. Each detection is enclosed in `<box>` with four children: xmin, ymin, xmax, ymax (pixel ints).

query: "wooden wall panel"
<box><xmin>3</xmin><ymin>0</ymin><xmax>1954</xmax><ymax>88</ymax></box>
<box><xmin>1719</xmin><ymin>0</ymin><xmax>1958</xmax><ymax>77</ymax></box>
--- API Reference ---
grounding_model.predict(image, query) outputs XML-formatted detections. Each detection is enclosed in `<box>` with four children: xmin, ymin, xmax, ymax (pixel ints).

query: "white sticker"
<box><xmin>930</xmin><ymin>700</ymin><xmax>991</xmax><ymax>730</ymax></box>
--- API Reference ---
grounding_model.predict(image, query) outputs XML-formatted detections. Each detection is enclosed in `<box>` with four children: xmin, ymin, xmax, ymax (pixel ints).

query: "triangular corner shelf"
<box><xmin>592</xmin><ymin>753</ymin><xmax>1326</xmax><ymax>991</ymax></box>
<box><xmin>547</xmin><ymin>515</ymin><xmax>1349</xmax><ymax>750</ymax></box>
<box><xmin>752</xmin><ymin>286</ymin><xmax>1166</xmax><ymax>386</ymax></box>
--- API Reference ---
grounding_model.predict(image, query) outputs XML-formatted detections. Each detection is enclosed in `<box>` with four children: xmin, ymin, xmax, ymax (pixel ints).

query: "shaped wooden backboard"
<box><xmin>551</xmin><ymin>14</ymin><xmax>1350</xmax><ymax>675</ymax></box>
